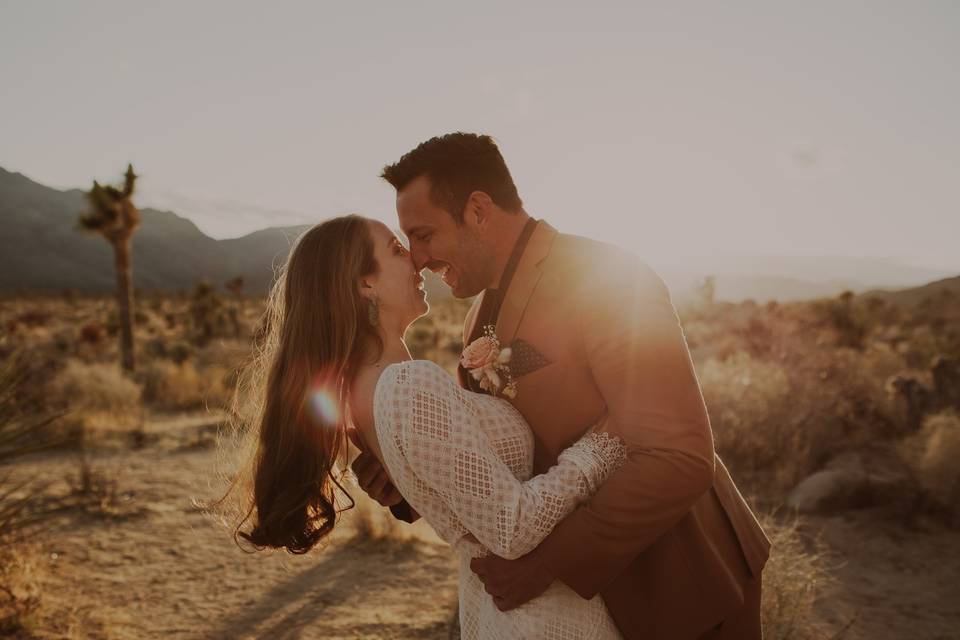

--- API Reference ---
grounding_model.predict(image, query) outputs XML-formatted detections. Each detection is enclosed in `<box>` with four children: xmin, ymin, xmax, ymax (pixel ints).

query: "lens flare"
<box><xmin>307</xmin><ymin>381</ymin><xmax>340</xmax><ymax>427</ymax></box>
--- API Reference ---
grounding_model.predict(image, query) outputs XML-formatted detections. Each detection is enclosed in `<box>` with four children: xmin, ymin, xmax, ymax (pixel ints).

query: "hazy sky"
<box><xmin>2</xmin><ymin>1</ymin><xmax>958</xmax><ymax>271</ymax></box>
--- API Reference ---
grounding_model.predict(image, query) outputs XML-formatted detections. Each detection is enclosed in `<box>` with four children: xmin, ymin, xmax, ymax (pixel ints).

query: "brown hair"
<box><xmin>227</xmin><ymin>215</ymin><xmax>380</xmax><ymax>554</ymax></box>
<box><xmin>381</xmin><ymin>132</ymin><xmax>523</xmax><ymax>223</ymax></box>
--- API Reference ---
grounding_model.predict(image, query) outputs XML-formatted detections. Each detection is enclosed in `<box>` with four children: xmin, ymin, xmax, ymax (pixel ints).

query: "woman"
<box><xmin>231</xmin><ymin>215</ymin><xmax>626</xmax><ymax>639</ymax></box>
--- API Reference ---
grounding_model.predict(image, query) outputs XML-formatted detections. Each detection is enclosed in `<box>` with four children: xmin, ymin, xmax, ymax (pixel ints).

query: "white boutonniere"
<box><xmin>460</xmin><ymin>325</ymin><xmax>517</xmax><ymax>399</ymax></box>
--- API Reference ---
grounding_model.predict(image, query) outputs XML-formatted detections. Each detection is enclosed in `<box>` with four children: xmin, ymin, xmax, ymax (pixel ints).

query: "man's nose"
<box><xmin>411</xmin><ymin>246</ymin><xmax>430</xmax><ymax>272</ymax></box>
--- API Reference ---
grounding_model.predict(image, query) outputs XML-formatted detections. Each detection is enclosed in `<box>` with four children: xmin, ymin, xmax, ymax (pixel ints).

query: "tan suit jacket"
<box><xmin>458</xmin><ymin>221</ymin><xmax>771</xmax><ymax>640</ymax></box>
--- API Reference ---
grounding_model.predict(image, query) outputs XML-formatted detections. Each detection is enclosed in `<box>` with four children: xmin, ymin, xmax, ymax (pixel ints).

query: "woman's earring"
<box><xmin>367</xmin><ymin>297</ymin><xmax>379</xmax><ymax>327</ymax></box>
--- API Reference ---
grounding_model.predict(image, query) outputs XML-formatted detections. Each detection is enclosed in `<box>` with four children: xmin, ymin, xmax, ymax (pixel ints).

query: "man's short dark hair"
<box><xmin>381</xmin><ymin>132</ymin><xmax>523</xmax><ymax>223</ymax></box>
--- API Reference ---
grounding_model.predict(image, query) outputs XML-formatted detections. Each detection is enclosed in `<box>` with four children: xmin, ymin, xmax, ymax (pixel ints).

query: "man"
<box><xmin>352</xmin><ymin>132</ymin><xmax>770</xmax><ymax>639</ymax></box>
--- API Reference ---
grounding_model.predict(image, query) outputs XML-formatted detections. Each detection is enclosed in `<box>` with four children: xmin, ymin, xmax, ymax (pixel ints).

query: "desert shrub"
<box><xmin>139</xmin><ymin>359</ymin><xmax>232</xmax><ymax>411</ymax></box>
<box><xmin>14</xmin><ymin>310</ymin><xmax>49</xmax><ymax>328</ymax></box>
<box><xmin>65</xmin><ymin>455</ymin><xmax>142</xmax><ymax>520</ymax></box>
<box><xmin>902</xmin><ymin>411</ymin><xmax>960</xmax><ymax>520</ymax></box>
<box><xmin>683</xmin><ymin>301</ymin><xmax>819</xmax><ymax>363</ymax></box>
<box><xmin>346</xmin><ymin>492</ymin><xmax>403</xmax><ymax>543</ymax></box>
<box><xmin>0</xmin><ymin>358</ymin><xmax>62</xmax><ymax>636</ymax></box>
<box><xmin>139</xmin><ymin>359</ymin><xmax>203</xmax><ymax>410</ymax></box>
<box><xmin>78</xmin><ymin>321</ymin><xmax>106</xmax><ymax>345</ymax></box>
<box><xmin>200</xmin><ymin>364</ymin><xmax>234</xmax><ymax>410</ymax></box>
<box><xmin>810</xmin><ymin>346</ymin><xmax>901</xmax><ymax>438</ymax></box>
<box><xmin>168</xmin><ymin>340</ymin><xmax>194</xmax><ymax>365</ymax></box>
<box><xmin>189</xmin><ymin>281</ymin><xmax>239</xmax><ymax>345</ymax></box>
<box><xmin>930</xmin><ymin>356</ymin><xmax>960</xmax><ymax>411</ymax></box>
<box><xmin>701</xmin><ymin>344</ymin><xmax>902</xmax><ymax>499</ymax></box>
<box><xmin>814</xmin><ymin>291</ymin><xmax>869</xmax><ymax>350</ymax></box>
<box><xmin>887</xmin><ymin>373</ymin><xmax>934</xmax><ymax>432</ymax></box>
<box><xmin>760</xmin><ymin>516</ymin><xmax>831</xmax><ymax>640</ymax></box>
<box><xmin>46</xmin><ymin>360</ymin><xmax>142</xmax><ymax>434</ymax></box>
<box><xmin>699</xmin><ymin>353</ymin><xmax>796</xmax><ymax>491</ymax></box>
<box><xmin>1</xmin><ymin>362</ymin><xmax>61</xmax><ymax>542</ymax></box>
<box><xmin>0</xmin><ymin>543</ymin><xmax>42</xmax><ymax>636</ymax></box>
<box><xmin>0</xmin><ymin>358</ymin><xmax>64</xmax><ymax>465</ymax></box>
<box><xmin>900</xmin><ymin>326</ymin><xmax>941</xmax><ymax>369</ymax></box>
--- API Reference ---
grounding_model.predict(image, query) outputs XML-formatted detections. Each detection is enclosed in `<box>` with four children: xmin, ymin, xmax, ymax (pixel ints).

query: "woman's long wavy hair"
<box><xmin>224</xmin><ymin>215</ymin><xmax>381</xmax><ymax>554</ymax></box>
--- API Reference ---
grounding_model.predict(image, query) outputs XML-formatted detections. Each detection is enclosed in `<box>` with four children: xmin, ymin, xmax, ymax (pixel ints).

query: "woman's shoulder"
<box><xmin>379</xmin><ymin>359</ymin><xmax>454</xmax><ymax>388</ymax></box>
<box><xmin>375</xmin><ymin>360</ymin><xmax>457</xmax><ymax>402</ymax></box>
<box><xmin>374</xmin><ymin>361</ymin><xmax>464</xmax><ymax>435</ymax></box>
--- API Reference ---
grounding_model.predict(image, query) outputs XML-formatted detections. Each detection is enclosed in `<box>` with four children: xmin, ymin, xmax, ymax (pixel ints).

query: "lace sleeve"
<box><xmin>379</xmin><ymin>361</ymin><xmax>626</xmax><ymax>560</ymax></box>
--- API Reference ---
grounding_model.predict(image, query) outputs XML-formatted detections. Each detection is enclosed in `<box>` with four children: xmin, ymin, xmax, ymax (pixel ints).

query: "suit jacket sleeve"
<box><xmin>535</xmin><ymin>253</ymin><xmax>716</xmax><ymax>599</ymax></box>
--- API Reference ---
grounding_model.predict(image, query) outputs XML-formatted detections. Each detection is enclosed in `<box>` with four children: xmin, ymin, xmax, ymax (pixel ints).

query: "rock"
<box><xmin>788</xmin><ymin>451</ymin><xmax>912</xmax><ymax>514</ymax></box>
<box><xmin>788</xmin><ymin>469</ymin><xmax>867</xmax><ymax>513</ymax></box>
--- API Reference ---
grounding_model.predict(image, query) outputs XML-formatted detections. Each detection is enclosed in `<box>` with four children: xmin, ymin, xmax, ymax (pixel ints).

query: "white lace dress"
<box><xmin>373</xmin><ymin>360</ymin><xmax>626</xmax><ymax>640</ymax></box>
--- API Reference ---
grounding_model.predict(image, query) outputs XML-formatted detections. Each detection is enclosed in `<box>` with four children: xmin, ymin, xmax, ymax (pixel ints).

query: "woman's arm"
<box><xmin>378</xmin><ymin>361</ymin><xmax>625</xmax><ymax>560</ymax></box>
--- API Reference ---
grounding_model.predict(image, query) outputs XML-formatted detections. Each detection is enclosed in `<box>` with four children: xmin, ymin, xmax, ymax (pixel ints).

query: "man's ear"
<box><xmin>464</xmin><ymin>191</ymin><xmax>493</xmax><ymax>230</ymax></box>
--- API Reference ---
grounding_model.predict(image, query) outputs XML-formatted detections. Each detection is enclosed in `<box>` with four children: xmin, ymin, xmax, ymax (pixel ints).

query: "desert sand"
<box><xmin>3</xmin><ymin>410</ymin><xmax>956</xmax><ymax>639</ymax></box>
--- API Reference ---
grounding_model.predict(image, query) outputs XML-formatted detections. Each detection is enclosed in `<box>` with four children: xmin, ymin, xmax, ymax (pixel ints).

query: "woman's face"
<box><xmin>364</xmin><ymin>220</ymin><xmax>429</xmax><ymax>327</ymax></box>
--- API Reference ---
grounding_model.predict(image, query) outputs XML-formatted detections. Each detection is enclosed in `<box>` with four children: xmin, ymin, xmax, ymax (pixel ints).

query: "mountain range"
<box><xmin>2</xmin><ymin>166</ymin><xmax>955</xmax><ymax>303</ymax></box>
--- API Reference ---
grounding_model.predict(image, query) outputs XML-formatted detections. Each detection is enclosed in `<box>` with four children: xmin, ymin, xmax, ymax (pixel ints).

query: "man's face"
<box><xmin>396</xmin><ymin>175</ymin><xmax>493</xmax><ymax>298</ymax></box>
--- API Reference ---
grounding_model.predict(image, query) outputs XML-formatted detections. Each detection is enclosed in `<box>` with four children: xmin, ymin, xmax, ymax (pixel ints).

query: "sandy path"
<box><xmin>809</xmin><ymin>511</ymin><xmax>960</xmax><ymax>640</ymax></box>
<box><xmin>13</xmin><ymin>414</ymin><xmax>459</xmax><ymax>639</ymax></box>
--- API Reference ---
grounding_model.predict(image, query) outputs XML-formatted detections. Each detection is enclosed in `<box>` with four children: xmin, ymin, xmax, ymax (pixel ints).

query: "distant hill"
<box><xmin>2</xmin><ymin>165</ymin><xmax>954</xmax><ymax>303</ymax></box>
<box><xmin>860</xmin><ymin>275</ymin><xmax>960</xmax><ymax>306</ymax></box>
<box><xmin>2</xmin><ymin>167</ymin><xmax>241</xmax><ymax>292</ymax></box>
<box><xmin>661</xmin><ymin>254</ymin><xmax>953</xmax><ymax>304</ymax></box>
<box><xmin>0</xmin><ymin>167</ymin><xmax>456</xmax><ymax>298</ymax></box>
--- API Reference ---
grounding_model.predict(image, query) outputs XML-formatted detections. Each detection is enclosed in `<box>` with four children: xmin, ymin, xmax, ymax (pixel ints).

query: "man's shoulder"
<box><xmin>545</xmin><ymin>231</ymin><xmax>666</xmax><ymax>296</ymax></box>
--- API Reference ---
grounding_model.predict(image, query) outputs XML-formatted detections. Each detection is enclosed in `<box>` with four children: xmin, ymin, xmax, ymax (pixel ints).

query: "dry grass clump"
<box><xmin>139</xmin><ymin>359</ymin><xmax>197</xmax><ymax>409</ymax></box>
<box><xmin>1</xmin><ymin>354</ymin><xmax>66</xmax><ymax>540</ymax></box>
<box><xmin>700</xmin><ymin>354</ymin><xmax>792</xmax><ymax>458</ymax></box>
<box><xmin>0</xmin><ymin>543</ymin><xmax>43</xmax><ymax>636</ymax></box>
<box><xmin>344</xmin><ymin>489</ymin><xmax>405</xmax><ymax>544</ymax></box>
<box><xmin>0</xmin><ymin>356</ymin><xmax>65</xmax><ymax>637</ymax></box>
<box><xmin>760</xmin><ymin>516</ymin><xmax>833</xmax><ymax>640</ymax></box>
<box><xmin>65</xmin><ymin>455</ymin><xmax>142</xmax><ymax>520</ymax></box>
<box><xmin>902</xmin><ymin>411</ymin><xmax>960</xmax><ymax>520</ymax></box>
<box><xmin>0</xmin><ymin>541</ymin><xmax>103</xmax><ymax>639</ymax></box>
<box><xmin>46</xmin><ymin>359</ymin><xmax>142</xmax><ymax>435</ymax></box>
<box><xmin>139</xmin><ymin>359</ymin><xmax>231</xmax><ymax>411</ymax></box>
<box><xmin>699</xmin><ymin>353</ymin><xmax>802</xmax><ymax>495</ymax></box>
<box><xmin>700</xmin><ymin>342</ymin><xmax>905</xmax><ymax>501</ymax></box>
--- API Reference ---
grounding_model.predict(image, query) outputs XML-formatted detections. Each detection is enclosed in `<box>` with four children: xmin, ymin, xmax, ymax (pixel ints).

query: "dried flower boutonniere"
<box><xmin>460</xmin><ymin>325</ymin><xmax>517</xmax><ymax>398</ymax></box>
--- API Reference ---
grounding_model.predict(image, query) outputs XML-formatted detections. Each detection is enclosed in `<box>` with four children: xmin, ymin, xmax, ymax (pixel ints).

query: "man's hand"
<box><xmin>347</xmin><ymin>426</ymin><xmax>404</xmax><ymax>507</ymax></box>
<box><xmin>470</xmin><ymin>547</ymin><xmax>555</xmax><ymax>611</ymax></box>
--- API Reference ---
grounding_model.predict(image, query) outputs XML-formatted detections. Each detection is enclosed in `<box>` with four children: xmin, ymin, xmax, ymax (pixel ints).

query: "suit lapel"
<box><xmin>462</xmin><ymin>290</ymin><xmax>485</xmax><ymax>347</ymax></box>
<box><xmin>495</xmin><ymin>221</ymin><xmax>557</xmax><ymax>346</ymax></box>
<box><xmin>459</xmin><ymin>293</ymin><xmax>484</xmax><ymax>390</ymax></box>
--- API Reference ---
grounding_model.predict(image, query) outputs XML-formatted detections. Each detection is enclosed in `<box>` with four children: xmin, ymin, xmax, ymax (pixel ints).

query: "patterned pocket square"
<box><xmin>508</xmin><ymin>339</ymin><xmax>552</xmax><ymax>378</ymax></box>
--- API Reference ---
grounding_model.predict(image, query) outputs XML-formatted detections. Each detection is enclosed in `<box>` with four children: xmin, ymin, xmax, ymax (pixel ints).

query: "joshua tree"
<box><xmin>190</xmin><ymin>280</ymin><xmax>225</xmax><ymax>345</ymax></box>
<box><xmin>225</xmin><ymin>275</ymin><xmax>245</xmax><ymax>298</ymax></box>
<box><xmin>224</xmin><ymin>276</ymin><xmax>245</xmax><ymax>338</ymax></box>
<box><xmin>77</xmin><ymin>165</ymin><xmax>140</xmax><ymax>372</ymax></box>
<box><xmin>697</xmin><ymin>275</ymin><xmax>716</xmax><ymax>307</ymax></box>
